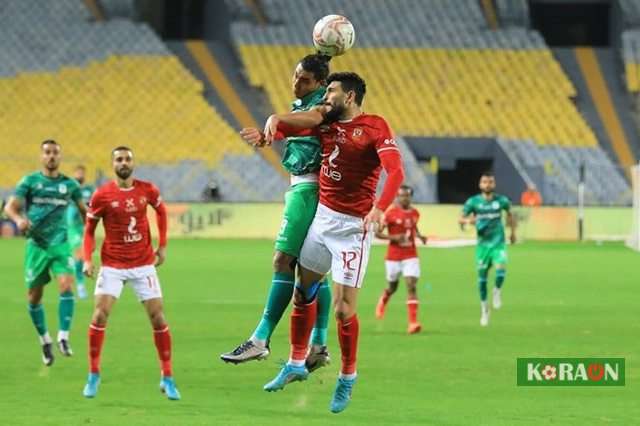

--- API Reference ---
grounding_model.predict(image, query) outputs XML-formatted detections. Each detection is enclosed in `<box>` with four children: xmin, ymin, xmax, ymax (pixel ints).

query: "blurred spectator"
<box><xmin>521</xmin><ymin>185</ymin><xmax>543</xmax><ymax>207</ymax></box>
<box><xmin>202</xmin><ymin>179</ymin><xmax>221</xmax><ymax>202</ymax></box>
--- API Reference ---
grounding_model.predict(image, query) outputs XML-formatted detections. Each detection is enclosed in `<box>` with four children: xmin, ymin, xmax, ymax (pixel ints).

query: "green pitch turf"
<box><xmin>0</xmin><ymin>239</ymin><xmax>637</xmax><ymax>425</ymax></box>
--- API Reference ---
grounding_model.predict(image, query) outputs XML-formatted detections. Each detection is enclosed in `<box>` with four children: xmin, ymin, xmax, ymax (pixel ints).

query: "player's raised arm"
<box><xmin>365</xmin><ymin>123</ymin><xmax>405</xmax><ymax>230</ymax></box>
<box><xmin>149</xmin><ymin>186</ymin><xmax>168</xmax><ymax>267</ymax></box>
<box><xmin>263</xmin><ymin>107</ymin><xmax>327</xmax><ymax>144</ymax></box>
<box><xmin>3</xmin><ymin>196</ymin><xmax>30</xmax><ymax>232</ymax></box>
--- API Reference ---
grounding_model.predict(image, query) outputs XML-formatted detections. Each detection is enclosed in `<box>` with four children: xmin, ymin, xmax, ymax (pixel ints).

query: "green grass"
<box><xmin>0</xmin><ymin>239</ymin><xmax>638</xmax><ymax>425</ymax></box>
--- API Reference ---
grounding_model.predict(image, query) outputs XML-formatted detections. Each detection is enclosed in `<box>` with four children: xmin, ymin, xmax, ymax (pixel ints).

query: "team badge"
<box><xmin>492</xmin><ymin>201</ymin><xmax>500</xmax><ymax>209</ymax></box>
<box><xmin>111</xmin><ymin>201</ymin><xmax>119</xmax><ymax>208</ymax></box>
<box><xmin>58</xmin><ymin>184</ymin><xmax>67</xmax><ymax>194</ymax></box>
<box><xmin>353</xmin><ymin>128</ymin><xmax>362</xmax><ymax>138</ymax></box>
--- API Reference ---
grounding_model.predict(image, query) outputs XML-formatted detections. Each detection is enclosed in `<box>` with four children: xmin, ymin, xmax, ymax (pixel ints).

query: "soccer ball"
<box><xmin>312</xmin><ymin>14</ymin><xmax>355</xmax><ymax>57</ymax></box>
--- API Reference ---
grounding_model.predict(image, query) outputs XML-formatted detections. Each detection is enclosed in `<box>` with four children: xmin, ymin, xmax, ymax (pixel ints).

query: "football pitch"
<box><xmin>0</xmin><ymin>239</ymin><xmax>637</xmax><ymax>425</ymax></box>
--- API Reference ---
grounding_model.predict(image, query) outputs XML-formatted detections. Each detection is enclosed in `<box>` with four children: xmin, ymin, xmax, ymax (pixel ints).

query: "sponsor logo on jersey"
<box><xmin>124</xmin><ymin>216</ymin><xmax>143</xmax><ymax>243</ymax></box>
<box><xmin>335</xmin><ymin>127</ymin><xmax>347</xmax><ymax>144</ymax></box>
<box><xmin>383</xmin><ymin>138</ymin><xmax>397</xmax><ymax>146</ymax></box>
<box><xmin>321</xmin><ymin>145</ymin><xmax>342</xmax><ymax>181</ymax></box>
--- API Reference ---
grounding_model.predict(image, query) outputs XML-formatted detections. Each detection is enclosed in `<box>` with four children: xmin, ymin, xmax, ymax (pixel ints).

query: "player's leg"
<box><xmin>376</xmin><ymin>261</ymin><xmax>400</xmax><ymax>319</ymax></box>
<box><xmin>328</xmin><ymin>220</ymin><xmax>373</xmax><ymax>414</ymax></box>
<box><xmin>404</xmin><ymin>258</ymin><xmax>422</xmax><ymax>334</ymax></box>
<box><xmin>69</xmin><ymin>228</ymin><xmax>87</xmax><ymax>299</ymax></box>
<box><xmin>477</xmin><ymin>247</ymin><xmax>491</xmax><ymax>326</ymax></box>
<box><xmin>221</xmin><ymin>183</ymin><xmax>320</xmax><ymax>364</ymax></box>
<box><xmin>492</xmin><ymin>246</ymin><xmax>508</xmax><ymax>310</ymax></box>
<box><xmin>264</xmin><ymin>214</ymin><xmax>331</xmax><ymax>391</ymax></box>
<box><xmin>131</xmin><ymin>266</ymin><xmax>180</xmax><ymax>400</ymax></box>
<box><xmin>50</xmin><ymin>244</ymin><xmax>77</xmax><ymax>355</ymax></box>
<box><xmin>306</xmin><ymin>275</ymin><xmax>331</xmax><ymax>372</ymax></box>
<box><xmin>83</xmin><ymin>267</ymin><xmax>124</xmax><ymax>398</ymax></box>
<box><xmin>25</xmin><ymin>241</ymin><xmax>55</xmax><ymax>366</ymax></box>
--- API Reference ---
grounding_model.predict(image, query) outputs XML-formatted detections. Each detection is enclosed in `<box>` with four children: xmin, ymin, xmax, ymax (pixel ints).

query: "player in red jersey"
<box><xmin>80</xmin><ymin>146</ymin><xmax>180</xmax><ymax>400</ymax></box>
<box><xmin>241</xmin><ymin>72</ymin><xmax>404</xmax><ymax>413</ymax></box>
<box><xmin>375</xmin><ymin>185</ymin><xmax>428</xmax><ymax>334</ymax></box>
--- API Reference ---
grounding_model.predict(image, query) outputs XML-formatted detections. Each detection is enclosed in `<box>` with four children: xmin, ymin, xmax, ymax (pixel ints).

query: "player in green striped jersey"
<box><xmin>4</xmin><ymin>140</ymin><xmax>87</xmax><ymax>365</ymax></box>
<box><xmin>459</xmin><ymin>172</ymin><xmax>516</xmax><ymax>327</ymax></box>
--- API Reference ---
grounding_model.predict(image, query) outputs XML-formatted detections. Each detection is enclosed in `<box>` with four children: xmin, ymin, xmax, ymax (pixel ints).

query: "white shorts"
<box><xmin>299</xmin><ymin>204</ymin><xmax>373</xmax><ymax>288</ymax></box>
<box><xmin>95</xmin><ymin>264</ymin><xmax>162</xmax><ymax>302</ymax></box>
<box><xmin>385</xmin><ymin>258</ymin><xmax>421</xmax><ymax>282</ymax></box>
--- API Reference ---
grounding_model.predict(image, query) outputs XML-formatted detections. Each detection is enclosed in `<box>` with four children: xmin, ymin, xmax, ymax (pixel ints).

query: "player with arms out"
<box><xmin>66</xmin><ymin>165</ymin><xmax>95</xmax><ymax>300</ymax></box>
<box><xmin>242</xmin><ymin>72</ymin><xmax>405</xmax><ymax>413</ymax></box>
<box><xmin>375</xmin><ymin>185</ymin><xmax>427</xmax><ymax>334</ymax></box>
<box><xmin>459</xmin><ymin>172</ymin><xmax>516</xmax><ymax>327</ymax></box>
<box><xmin>221</xmin><ymin>54</ymin><xmax>332</xmax><ymax>370</ymax></box>
<box><xmin>4</xmin><ymin>140</ymin><xmax>86</xmax><ymax>365</ymax></box>
<box><xmin>81</xmin><ymin>146</ymin><xmax>179</xmax><ymax>400</ymax></box>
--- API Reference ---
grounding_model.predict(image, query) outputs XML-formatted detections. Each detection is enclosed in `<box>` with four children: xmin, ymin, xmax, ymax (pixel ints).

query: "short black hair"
<box><xmin>326</xmin><ymin>72</ymin><xmax>366</xmax><ymax>106</ymax></box>
<box><xmin>299</xmin><ymin>53</ymin><xmax>331</xmax><ymax>82</ymax></box>
<box><xmin>41</xmin><ymin>139</ymin><xmax>59</xmax><ymax>148</ymax></box>
<box><xmin>112</xmin><ymin>146</ymin><xmax>133</xmax><ymax>156</ymax></box>
<box><xmin>481</xmin><ymin>171</ymin><xmax>495</xmax><ymax>178</ymax></box>
<box><xmin>399</xmin><ymin>184</ymin><xmax>414</xmax><ymax>195</ymax></box>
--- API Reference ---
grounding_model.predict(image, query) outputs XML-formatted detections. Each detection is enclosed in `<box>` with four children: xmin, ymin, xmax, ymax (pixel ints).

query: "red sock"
<box><xmin>153</xmin><ymin>324</ymin><xmax>173</xmax><ymax>377</ymax></box>
<box><xmin>88</xmin><ymin>322</ymin><xmax>106</xmax><ymax>374</ymax></box>
<box><xmin>289</xmin><ymin>300</ymin><xmax>317</xmax><ymax>363</ymax></box>
<box><xmin>337</xmin><ymin>314</ymin><xmax>359</xmax><ymax>375</ymax></box>
<box><xmin>381</xmin><ymin>289</ymin><xmax>392</xmax><ymax>305</ymax></box>
<box><xmin>407</xmin><ymin>299</ymin><xmax>419</xmax><ymax>323</ymax></box>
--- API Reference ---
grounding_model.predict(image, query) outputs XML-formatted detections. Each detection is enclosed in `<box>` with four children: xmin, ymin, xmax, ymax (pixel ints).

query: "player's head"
<box><xmin>323</xmin><ymin>72</ymin><xmax>366</xmax><ymax>122</ymax></box>
<box><xmin>74</xmin><ymin>165</ymin><xmax>86</xmax><ymax>184</ymax></box>
<box><xmin>111</xmin><ymin>146</ymin><xmax>134</xmax><ymax>180</ymax></box>
<box><xmin>397</xmin><ymin>184</ymin><xmax>413</xmax><ymax>208</ymax></box>
<box><xmin>293</xmin><ymin>54</ymin><xmax>331</xmax><ymax>99</ymax></box>
<box><xmin>40</xmin><ymin>139</ymin><xmax>61</xmax><ymax>172</ymax></box>
<box><xmin>479</xmin><ymin>171</ymin><xmax>496</xmax><ymax>194</ymax></box>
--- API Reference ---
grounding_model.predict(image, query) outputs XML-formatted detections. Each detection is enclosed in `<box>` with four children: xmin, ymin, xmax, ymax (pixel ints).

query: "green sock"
<box><xmin>251</xmin><ymin>272</ymin><xmax>295</xmax><ymax>342</ymax></box>
<box><xmin>478</xmin><ymin>271</ymin><xmax>488</xmax><ymax>302</ymax></box>
<box><xmin>75</xmin><ymin>259</ymin><xmax>85</xmax><ymax>285</ymax></box>
<box><xmin>28</xmin><ymin>303</ymin><xmax>48</xmax><ymax>336</ymax></box>
<box><xmin>495</xmin><ymin>269</ymin><xmax>506</xmax><ymax>289</ymax></box>
<box><xmin>310</xmin><ymin>278</ymin><xmax>331</xmax><ymax>346</ymax></box>
<box><xmin>58</xmin><ymin>290</ymin><xmax>75</xmax><ymax>332</ymax></box>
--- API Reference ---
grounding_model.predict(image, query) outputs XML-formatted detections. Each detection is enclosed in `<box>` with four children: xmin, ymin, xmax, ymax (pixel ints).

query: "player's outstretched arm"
<box><xmin>264</xmin><ymin>108</ymin><xmax>326</xmax><ymax>144</ymax></box>
<box><xmin>3</xmin><ymin>196</ymin><xmax>30</xmax><ymax>232</ymax></box>
<box><xmin>152</xmin><ymin>201</ymin><xmax>168</xmax><ymax>267</ymax></box>
<box><xmin>82</xmin><ymin>218</ymin><xmax>99</xmax><ymax>278</ymax></box>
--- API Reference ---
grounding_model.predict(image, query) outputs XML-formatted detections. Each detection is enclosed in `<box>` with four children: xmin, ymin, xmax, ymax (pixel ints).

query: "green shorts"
<box><xmin>275</xmin><ymin>182</ymin><xmax>319</xmax><ymax>258</ymax></box>
<box><xmin>68</xmin><ymin>226</ymin><xmax>83</xmax><ymax>251</ymax></box>
<box><xmin>476</xmin><ymin>244</ymin><xmax>508</xmax><ymax>273</ymax></box>
<box><xmin>24</xmin><ymin>240</ymin><xmax>74</xmax><ymax>288</ymax></box>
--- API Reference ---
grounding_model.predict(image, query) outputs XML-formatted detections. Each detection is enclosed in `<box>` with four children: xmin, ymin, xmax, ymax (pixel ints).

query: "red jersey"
<box><xmin>87</xmin><ymin>179</ymin><xmax>163</xmax><ymax>268</ymax></box>
<box><xmin>316</xmin><ymin>114</ymin><xmax>401</xmax><ymax>217</ymax></box>
<box><xmin>384</xmin><ymin>205</ymin><xmax>420</xmax><ymax>261</ymax></box>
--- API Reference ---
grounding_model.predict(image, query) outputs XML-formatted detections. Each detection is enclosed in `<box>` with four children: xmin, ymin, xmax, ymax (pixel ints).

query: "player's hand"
<box><xmin>264</xmin><ymin>115</ymin><xmax>280</xmax><ymax>145</ymax></box>
<box><xmin>363</xmin><ymin>206</ymin><xmax>385</xmax><ymax>232</ymax></box>
<box><xmin>510</xmin><ymin>234</ymin><xmax>516</xmax><ymax>245</ymax></box>
<box><xmin>155</xmin><ymin>246</ymin><xmax>167</xmax><ymax>267</ymax></box>
<box><xmin>15</xmin><ymin>217</ymin><xmax>31</xmax><ymax>232</ymax></box>
<box><xmin>83</xmin><ymin>261</ymin><xmax>94</xmax><ymax>278</ymax></box>
<box><xmin>419</xmin><ymin>236</ymin><xmax>428</xmax><ymax>245</ymax></box>
<box><xmin>240</xmin><ymin>127</ymin><xmax>266</xmax><ymax>147</ymax></box>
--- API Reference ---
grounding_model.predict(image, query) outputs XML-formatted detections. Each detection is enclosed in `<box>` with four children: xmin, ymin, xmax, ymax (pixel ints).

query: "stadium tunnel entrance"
<box><xmin>405</xmin><ymin>138</ymin><xmax>527</xmax><ymax>203</ymax></box>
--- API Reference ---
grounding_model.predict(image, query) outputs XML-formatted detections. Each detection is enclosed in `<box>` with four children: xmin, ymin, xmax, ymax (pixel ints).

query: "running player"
<box><xmin>221</xmin><ymin>54</ymin><xmax>332</xmax><ymax>371</ymax></box>
<box><xmin>241</xmin><ymin>72</ymin><xmax>405</xmax><ymax>413</ymax></box>
<box><xmin>66</xmin><ymin>165</ymin><xmax>95</xmax><ymax>299</ymax></box>
<box><xmin>3</xmin><ymin>140</ymin><xmax>86</xmax><ymax>365</ymax></box>
<box><xmin>81</xmin><ymin>146</ymin><xmax>179</xmax><ymax>400</ymax></box>
<box><xmin>375</xmin><ymin>185</ymin><xmax>427</xmax><ymax>334</ymax></box>
<box><xmin>459</xmin><ymin>171</ymin><xmax>516</xmax><ymax>327</ymax></box>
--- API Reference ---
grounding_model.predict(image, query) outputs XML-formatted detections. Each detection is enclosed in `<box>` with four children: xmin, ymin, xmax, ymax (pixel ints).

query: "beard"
<box><xmin>45</xmin><ymin>160</ymin><xmax>58</xmax><ymax>171</ymax></box>
<box><xmin>115</xmin><ymin>167</ymin><xmax>132</xmax><ymax>180</ymax></box>
<box><xmin>76</xmin><ymin>177</ymin><xmax>85</xmax><ymax>185</ymax></box>
<box><xmin>481</xmin><ymin>188</ymin><xmax>494</xmax><ymax>195</ymax></box>
<box><xmin>323</xmin><ymin>103</ymin><xmax>346</xmax><ymax>123</ymax></box>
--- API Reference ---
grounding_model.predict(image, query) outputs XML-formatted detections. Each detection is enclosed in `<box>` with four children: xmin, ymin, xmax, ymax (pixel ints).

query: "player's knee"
<box><xmin>148</xmin><ymin>309</ymin><xmax>166</xmax><ymax>328</ymax></box>
<box><xmin>334</xmin><ymin>299</ymin><xmax>355</xmax><ymax>320</ymax></box>
<box><xmin>92</xmin><ymin>308</ymin><xmax>109</xmax><ymax>326</ymax></box>
<box><xmin>273</xmin><ymin>252</ymin><xmax>295</xmax><ymax>273</ymax></box>
<box><xmin>27</xmin><ymin>289</ymin><xmax>43</xmax><ymax>304</ymax></box>
<box><xmin>388</xmin><ymin>281</ymin><xmax>399</xmax><ymax>293</ymax></box>
<box><xmin>406</xmin><ymin>281</ymin><xmax>417</xmax><ymax>296</ymax></box>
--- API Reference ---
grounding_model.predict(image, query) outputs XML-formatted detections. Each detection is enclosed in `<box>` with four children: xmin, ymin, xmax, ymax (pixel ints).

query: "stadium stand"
<box><xmin>0</xmin><ymin>0</ymin><xmax>286</xmax><ymax>202</ymax></box>
<box><xmin>226</xmin><ymin>0</ymin><xmax>629</xmax><ymax>205</ymax></box>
